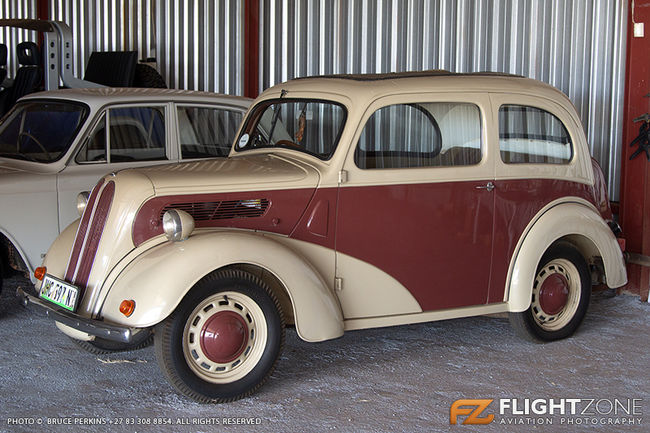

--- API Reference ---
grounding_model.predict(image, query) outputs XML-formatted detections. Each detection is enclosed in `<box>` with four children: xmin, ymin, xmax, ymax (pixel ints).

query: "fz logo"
<box><xmin>450</xmin><ymin>399</ymin><xmax>494</xmax><ymax>425</ymax></box>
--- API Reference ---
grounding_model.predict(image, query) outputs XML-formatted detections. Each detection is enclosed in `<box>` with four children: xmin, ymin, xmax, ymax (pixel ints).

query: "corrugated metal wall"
<box><xmin>0</xmin><ymin>0</ymin><xmax>37</xmax><ymax>77</ymax></box>
<box><xmin>259</xmin><ymin>0</ymin><xmax>628</xmax><ymax>199</ymax></box>
<box><xmin>48</xmin><ymin>0</ymin><xmax>243</xmax><ymax>94</ymax></box>
<box><xmin>49</xmin><ymin>0</ymin><xmax>157</xmax><ymax>79</ymax></box>
<box><xmin>0</xmin><ymin>0</ymin><xmax>243</xmax><ymax>94</ymax></box>
<box><xmin>156</xmin><ymin>0</ymin><xmax>243</xmax><ymax>94</ymax></box>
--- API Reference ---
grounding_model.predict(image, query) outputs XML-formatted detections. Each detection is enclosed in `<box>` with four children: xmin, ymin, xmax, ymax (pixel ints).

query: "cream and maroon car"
<box><xmin>21</xmin><ymin>71</ymin><xmax>627</xmax><ymax>402</ymax></box>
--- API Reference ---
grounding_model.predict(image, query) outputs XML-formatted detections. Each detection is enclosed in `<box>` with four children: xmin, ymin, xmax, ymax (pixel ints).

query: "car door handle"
<box><xmin>476</xmin><ymin>182</ymin><xmax>495</xmax><ymax>192</ymax></box>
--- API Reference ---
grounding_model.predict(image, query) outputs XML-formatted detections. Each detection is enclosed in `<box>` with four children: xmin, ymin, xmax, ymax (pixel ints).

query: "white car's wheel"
<box><xmin>155</xmin><ymin>269</ymin><xmax>284</xmax><ymax>402</ymax></box>
<box><xmin>509</xmin><ymin>242</ymin><xmax>591</xmax><ymax>342</ymax></box>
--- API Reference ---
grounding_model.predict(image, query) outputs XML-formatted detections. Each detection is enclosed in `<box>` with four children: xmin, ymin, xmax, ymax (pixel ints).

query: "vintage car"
<box><xmin>21</xmin><ymin>71</ymin><xmax>627</xmax><ymax>403</ymax></box>
<box><xmin>0</xmin><ymin>88</ymin><xmax>250</xmax><ymax>294</ymax></box>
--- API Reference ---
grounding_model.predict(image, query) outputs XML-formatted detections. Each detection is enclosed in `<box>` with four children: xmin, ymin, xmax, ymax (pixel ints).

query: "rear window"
<box><xmin>499</xmin><ymin>105</ymin><xmax>573</xmax><ymax>164</ymax></box>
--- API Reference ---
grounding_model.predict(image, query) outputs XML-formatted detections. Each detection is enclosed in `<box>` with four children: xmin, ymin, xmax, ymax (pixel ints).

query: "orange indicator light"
<box><xmin>119</xmin><ymin>300</ymin><xmax>136</xmax><ymax>317</ymax></box>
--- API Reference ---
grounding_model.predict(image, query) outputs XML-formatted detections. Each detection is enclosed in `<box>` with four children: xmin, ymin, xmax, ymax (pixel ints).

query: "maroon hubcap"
<box><xmin>538</xmin><ymin>273</ymin><xmax>569</xmax><ymax>315</ymax></box>
<box><xmin>200</xmin><ymin>311</ymin><xmax>249</xmax><ymax>363</ymax></box>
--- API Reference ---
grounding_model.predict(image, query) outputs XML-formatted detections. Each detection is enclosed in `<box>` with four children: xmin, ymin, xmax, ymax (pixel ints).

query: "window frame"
<box><xmin>234</xmin><ymin>98</ymin><xmax>348</xmax><ymax>161</ymax></box>
<box><xmin>353</xmin><ymin>101</ymin><xmax>484</xmax><ymax>170</ymax></box>
<box><xmin>498</xmin><ymin>104</ymin><xmax>574</xmax><ymax>165</ymax></box>
<box><xmin>74</xmin><ymin>103</ymin><xmax>169</xmax><ymax>165</ymax></box>
<box><xmin>175</xmin><ymin>103</ymin><xmax>245</xmax><ymax>160</ymax></box>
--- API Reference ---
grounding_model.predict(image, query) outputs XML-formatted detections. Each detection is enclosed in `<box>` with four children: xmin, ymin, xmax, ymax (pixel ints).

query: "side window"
<box><xmin>355</xmin><ymin>102</ymin><xmax>482</xmax><ymax>169</ymax></box>
<box><xmin>76</xmin><ymin>114</ymin><xmax>107</xmax><ymax>163</ymax></box>
<box><xmin>499</xmin><ymin>105</ymin><xmax>573</xmax><ymax>164</ymax></box>
<box><xmin>109</xmin><ymin>106</ymin><xmax>166</xmax><ymax>162</ymax></box>
<box><xmin>177</xmin><ymin>106</ymin><xmax>243</xmax><ymax>158</ymax></box>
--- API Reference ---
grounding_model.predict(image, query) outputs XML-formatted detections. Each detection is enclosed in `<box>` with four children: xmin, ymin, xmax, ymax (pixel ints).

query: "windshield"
<box><xmin>0</xmin><ymin>101</ymin><xmax>89</xmax><ymax>163</ymax></box>
<box><xmin>235</xmin><ymin>99</ymin><xmax>346</xmax><ymax>160</ymax></box>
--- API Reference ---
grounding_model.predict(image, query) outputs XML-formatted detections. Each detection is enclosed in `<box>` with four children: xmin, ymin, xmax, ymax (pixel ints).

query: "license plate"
<box><xmin>39</xmin><ymin>275</ymin><xmax>80</xmax><ymax>312</ymax></box>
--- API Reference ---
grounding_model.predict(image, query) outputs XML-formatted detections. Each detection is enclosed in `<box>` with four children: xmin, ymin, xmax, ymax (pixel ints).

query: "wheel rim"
<box><xmin>183</xmin><ymin>291</ymin><xmax>268</xmax><ymax>383</ymax></box>
<box><xmin>531</xmin><ymin>258</ymin><xmax>581</xmax><ymax>331</ymax></box>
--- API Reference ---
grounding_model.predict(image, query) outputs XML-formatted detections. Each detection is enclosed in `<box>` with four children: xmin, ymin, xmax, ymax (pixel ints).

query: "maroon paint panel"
<box><xmin>488</xmin><ymin>179</ymin><xmax>597</xmax><ymax>303</ymax></box>
<box><xmin>73</xmin><ymin>181</ymin><xmax>115</xmax><ymax>289</ymax></box>
<box><xmin>336</xmin><ymin>181</ymin><xmax>495</xmax><ymax>311</ymax></box>
<box><xmin>65</xmin><ymin>178</ymin><xmax>104</xmax><ymax>283</ymax></box>
<box><xmin>132</xmin><ymin>188</ymin><xmax>316</xmax><ymax>246</ymax></box>
<box><xmin>290</xmin><ymin>188</ymin><xmax>339</xmax><ymax>250</ymax></box>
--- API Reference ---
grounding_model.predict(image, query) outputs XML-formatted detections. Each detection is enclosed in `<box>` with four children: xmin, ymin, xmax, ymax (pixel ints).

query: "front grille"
<box><xmin>65</xmin><ymin>180</ymin><xmax>115</xmax><ymax>289</ymax></box>
<box><xmin>159</xmin><ymin>199</ymin><xmax>269</xmax><ymax>222</ymax></box>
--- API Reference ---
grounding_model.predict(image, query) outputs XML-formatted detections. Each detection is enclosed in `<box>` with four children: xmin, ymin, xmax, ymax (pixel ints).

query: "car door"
<box><xmin>335</xmin><ymin>93</ymin><xmax>496</xmax><ymax>319</ymax></box>
<box><xmin>57</xmin><ymin>103</ymin><xmax>173</xmax><ymax>232</ymax></box>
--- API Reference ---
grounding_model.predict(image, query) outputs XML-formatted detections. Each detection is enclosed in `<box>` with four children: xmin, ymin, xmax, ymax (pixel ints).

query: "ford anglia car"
<box><xmin>20</xmin><ymin>71</ymin><xmax>627</xmax><ymax>402</ymax></box>
<box><xmin>0</xmin><ymin>88</ymin><xmax>250</xmax><ymax>294</ymax></box>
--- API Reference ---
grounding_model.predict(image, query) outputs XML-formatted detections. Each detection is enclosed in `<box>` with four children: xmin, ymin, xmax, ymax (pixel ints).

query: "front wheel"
<box><xmin>154</xmin><ymin>269</ymin><xmax>284</xmax><ymax>403</ymax></box>
<box><xmin>509</xmin><ymin>242</ymin><xmax>591</xmax><ymax>342</ymax></box>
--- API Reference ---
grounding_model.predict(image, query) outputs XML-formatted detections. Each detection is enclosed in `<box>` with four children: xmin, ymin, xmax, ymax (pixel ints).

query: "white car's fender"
<box><xmin>39</xmin><ymin>219</ymin><xmax>81</xmax><ymax>287</ymax></box>
<box><xmin>100</xmin><ymin>231</ymin><xmax>344</xmax><ymax>342</ymax></box>
<box><xmin>506</xmin><ymin>200</ymin><xmax>627</xmax><ymax>312</ymax></box>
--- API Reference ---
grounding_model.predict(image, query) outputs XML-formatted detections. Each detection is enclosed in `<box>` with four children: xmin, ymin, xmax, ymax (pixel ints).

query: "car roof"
<box><xmin>261</xmin><ymin>70</ymin><xmax>570</xmax><ymax>105</ymax></box>
<box><xmin>20</xmin><ymin>87</ymin><xmax>252</xmax><ymax>109</ymax></box>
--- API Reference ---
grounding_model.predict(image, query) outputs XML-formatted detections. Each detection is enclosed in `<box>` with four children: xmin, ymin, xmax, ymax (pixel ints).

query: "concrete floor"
<box><xmin>0</xmin><ymin>274</ymin><xmax>648</xmax><ymax>433</ymax></box>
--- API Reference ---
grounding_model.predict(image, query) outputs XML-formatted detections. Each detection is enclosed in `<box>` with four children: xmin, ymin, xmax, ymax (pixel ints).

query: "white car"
<box><xmin>0</xmin><ymin>88</ymin><xmax>250</xmax><ymax>293</ymax></box>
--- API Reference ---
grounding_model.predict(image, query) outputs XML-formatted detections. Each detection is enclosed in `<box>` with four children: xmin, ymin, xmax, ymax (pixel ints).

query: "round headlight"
<box><xmin>76</xmin><ymin>191</ymin><xmax>90</xmax><ymax>217</ymax></box>
<box><xmin>162</xmin><ymin>209</ymin><xmax>195</xmax><ymax>242</ymax></box>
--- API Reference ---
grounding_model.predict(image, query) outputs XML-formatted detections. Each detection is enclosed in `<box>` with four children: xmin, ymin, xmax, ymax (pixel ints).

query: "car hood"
<box><xmin>134</xmin><ymin>153</ymin><xmax>320</xmax><ymax>194</ymax></box>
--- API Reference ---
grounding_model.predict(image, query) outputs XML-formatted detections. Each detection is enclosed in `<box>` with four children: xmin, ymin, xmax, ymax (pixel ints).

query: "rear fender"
<box><xmin>507</xmin><ymin>201</ymin><xmax>627</xmax><ymax>312</ymax></box>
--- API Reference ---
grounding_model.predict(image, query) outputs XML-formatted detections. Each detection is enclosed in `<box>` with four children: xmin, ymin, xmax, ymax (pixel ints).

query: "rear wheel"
<box><xmin>71</xmin><ymin>330</ymin><xmax>153</xmax><ymax>354</ymax></box>
<box><xmin>509</xmin><ymin>242</ymin><xmax>591</xmax><ymax>342</ymax></box>
<box><xmin>154</xmin><ymin>269</ymin><xmax>284</xmax><ymax>403</ymax></box>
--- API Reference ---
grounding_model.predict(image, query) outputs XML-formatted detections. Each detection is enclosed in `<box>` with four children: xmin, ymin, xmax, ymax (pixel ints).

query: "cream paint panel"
<box><xmin>489</xmin><ymin>93</ymin><xmax>594</xmax><ymax>185</ymax></box>
<box><xmin>335</xmin><ymin>251</ymin><xmax>422</xmax><ymax>319</ymax></box>
<box><xmin>340</xmin><ymin>92</ymin><xmax>496</xmax><ymax>185</ymax></box>
<box><xmin>345</xmin><ymin>302</ymin><xmax>508</xmax><ymax>331</ymax></box>
<box><xmin>506</xmin><ymin>200</ymin><xmax>627</xmax><ymax>313</ymax></box>
<box><xmin>79</xmin><ymin>171</ymin><xmax>155</xmax><ymax>316</ymax></box>
<box><xmin>99</xmin><ymin>231</ymin><xmax>344</xmax><ymax>342</ymax></box>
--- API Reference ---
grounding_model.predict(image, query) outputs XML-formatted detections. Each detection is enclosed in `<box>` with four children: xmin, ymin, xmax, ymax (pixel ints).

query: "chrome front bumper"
<box><xmin>16</xmin><ymin>288</ymin><xmax>135</xmax><ymax>343</ymax></box>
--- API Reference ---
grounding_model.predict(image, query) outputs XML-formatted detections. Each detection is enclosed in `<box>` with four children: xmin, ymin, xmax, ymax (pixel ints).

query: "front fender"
<box><xmin>507</xmin><ymin>201</ymin><xmax>627</xmax><ymax>312</ymax></box>
<box><xmin>100</xmin><ymin>231</ymin><xmax>344</xmax><ymax>342</ymax></box>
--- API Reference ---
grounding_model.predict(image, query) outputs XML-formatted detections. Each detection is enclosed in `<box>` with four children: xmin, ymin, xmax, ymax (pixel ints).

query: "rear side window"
<box><xmin>499</xmin><ymin>105</ymin><xmax>573</xmax><ymax>164</ymax></box>
<box><xmin>355</xmin><ymin>102</ymin><xmax>482</xmax><ymax>169</ymax></box>
<box><xmin>177</xmin><ymin>106</ymin><xmax>242</xmax><ymax>158</ymax></box>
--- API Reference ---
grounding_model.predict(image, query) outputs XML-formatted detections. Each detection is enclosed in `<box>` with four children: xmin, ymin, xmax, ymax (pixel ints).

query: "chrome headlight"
<box><xmin>76</xmin><ymin>191</ymin><xmax>90</xmax><ymax>217</ymax></box>
<box><xmin>162</xmin><ymin>209</ymin><xmax>195</xmax><ymax>242</ymax></box>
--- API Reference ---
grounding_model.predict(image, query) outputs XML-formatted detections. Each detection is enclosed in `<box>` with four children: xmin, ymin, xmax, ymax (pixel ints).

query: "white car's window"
<box><xmin>110</xmin><ymin>107</ymin><xmax>166</xmax><ymax>162</ymax></box>
<box><xmin>499</xmin><ymin>105</ymin><xmax>573</xmax><ymax>164</ymax></box>
<box><xmin>177</xmin><ymin>106</ymin><xmax>243</xmax><ymax>158</ymax></box>
<box><xmin>0</xmin><ymin>101</ymin><xmax>88</xmax><ymax>163</ymax></box>
<box><xmin>77</xmin><ymin>106</ymin><xmax>167</xmax><ymax>163</ymax></box>
<box><xmin>355</xmin><ymin>102</ymin><xmax>482</xmax><ymax>169</ymax></box>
